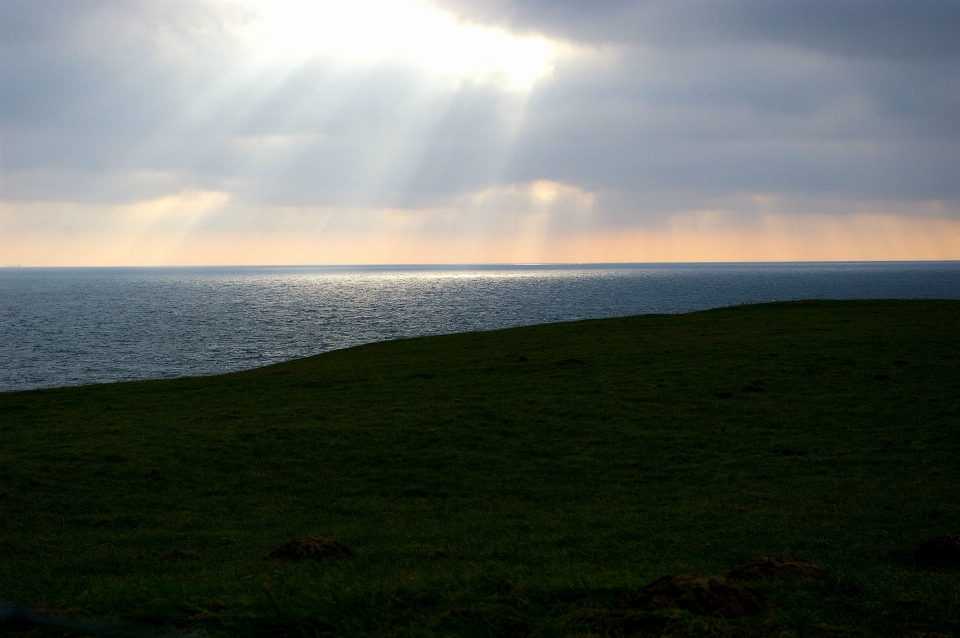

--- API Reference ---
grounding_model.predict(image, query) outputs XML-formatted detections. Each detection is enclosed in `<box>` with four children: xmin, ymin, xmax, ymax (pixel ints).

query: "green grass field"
<box><xmin>2</xmin><ymin>300</ymin><xmax>959</xmax><ymax>637</ymax></box>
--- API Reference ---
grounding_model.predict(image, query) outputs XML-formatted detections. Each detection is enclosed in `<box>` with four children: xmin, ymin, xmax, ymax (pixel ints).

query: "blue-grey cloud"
<box><xmin>1</xmin><ymin>0</ymin><xmax>958</xmax><ymax>236</ymax></box>
<box><xmin>434</xmin><ymin>0</ymin><xmax>960</xmax><ymax>60</ymax></box>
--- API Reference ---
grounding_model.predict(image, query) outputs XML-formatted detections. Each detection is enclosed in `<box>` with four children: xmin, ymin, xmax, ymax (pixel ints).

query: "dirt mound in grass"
<box><xmin>913</xmin><ymin>533</ymin><xmax>960</xmax><ymax>567</ymax></box>
<box><xmin>267</xmin><ymin>536</ymin><xmax>354</xmax><ymax>562</ymax></box>
<box><xmin>727</xmin><ymin>556</ymin><xmax>825</xmax><ymax>581</ymax></box>
<box><xmin>624</xmin><ymin>574</ymin><xmax>765</xmax><ymax>617</ymax></box>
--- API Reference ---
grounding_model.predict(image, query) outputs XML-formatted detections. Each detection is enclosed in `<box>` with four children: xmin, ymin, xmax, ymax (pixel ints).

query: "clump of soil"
<box><xmin>713</xmin><ymin>392</ymin><xmax>733</xmax><ymax>399</ymax></box>
<box><xmin>156</xmin><ymin>549</ymin><xmax>200</xmax><ymax>561</ymax></box>
<box><xmin>623</xmin><ymin>574</ymin><xmax>765</xmax><ymax>617</ymax></box>
<box><xmin>267</xmin><ymin>536</ymin><xmax>354</xmax><ymax>562</ymax></box>
<box><xmin>913</xmin><ymin>533</ymin><xmax>960</xmax><ymax>567</ymax></box>
<box><xmin>557</xmin><ymin>358</ymin><xmax>582</xmax><ymax>365</ymax></box>
<box><xmin>727</xmin><ymin>556</ymin><xmax>825</xmax><ymax>581</ymax></box>
<box><xmin>874</xmin><ymin>374</ymin><xmax>891</xmax><ymax>381</ymax></box>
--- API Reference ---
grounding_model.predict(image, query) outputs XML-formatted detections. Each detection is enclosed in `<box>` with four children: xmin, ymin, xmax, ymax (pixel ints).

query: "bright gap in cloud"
<box><xmin>240</xmin><ymin>0</ymin><xmax>557</xmax><ymax>90</ymax></box>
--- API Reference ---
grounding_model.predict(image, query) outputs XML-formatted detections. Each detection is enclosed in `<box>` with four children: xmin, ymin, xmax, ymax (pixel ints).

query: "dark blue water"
<box><xmin>2</xmin><ymin>262</ymin><xmax>958</xmax><ymax>392</ymax></box>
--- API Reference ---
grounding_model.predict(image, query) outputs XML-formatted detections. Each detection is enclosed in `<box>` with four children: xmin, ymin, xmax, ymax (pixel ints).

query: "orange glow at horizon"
<box><xmin>4</xmin><ymin>213</ymin><xmax>960</xmax><ymax>266</ymax></box>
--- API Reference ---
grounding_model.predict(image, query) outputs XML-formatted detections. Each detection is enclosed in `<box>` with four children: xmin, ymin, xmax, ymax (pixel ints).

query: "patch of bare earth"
<box><xmin>623</xmin><ymin>574</ymin><xmax>766</xmax><ymax>618</ymax></box>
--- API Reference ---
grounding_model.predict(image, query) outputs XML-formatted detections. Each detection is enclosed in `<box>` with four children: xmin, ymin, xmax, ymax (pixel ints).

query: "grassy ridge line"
<box><xmin>1</xmin><ymin>299</ymin><xmax>959</xmax><ymax>637</ymax></box>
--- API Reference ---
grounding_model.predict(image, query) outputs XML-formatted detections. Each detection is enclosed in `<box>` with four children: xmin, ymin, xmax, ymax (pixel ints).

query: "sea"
<box><xmin>2</xmin><ymin>262</ymin><xmax>958</xmax><ymax>393</ymax></box>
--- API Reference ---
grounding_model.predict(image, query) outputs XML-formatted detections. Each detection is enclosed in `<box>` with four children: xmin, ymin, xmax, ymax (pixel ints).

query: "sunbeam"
<box><xmin>3</xmin><ymin>0</ymin><xmax>958</xmax><ymax>266</ymax></box>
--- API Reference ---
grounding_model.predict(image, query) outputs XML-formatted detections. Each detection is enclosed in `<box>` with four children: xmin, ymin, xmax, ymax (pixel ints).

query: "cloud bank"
<box><xmin>2</xmin><ymin>0</ymin><xmax>958</xmax><ymax>264</ymax></box>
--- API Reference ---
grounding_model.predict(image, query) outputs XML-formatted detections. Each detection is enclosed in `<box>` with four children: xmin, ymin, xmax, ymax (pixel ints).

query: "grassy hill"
<box><xmin>1</xmin><ymin>300</ymin><xmax>959</xmax><ymax>637</ymax></box>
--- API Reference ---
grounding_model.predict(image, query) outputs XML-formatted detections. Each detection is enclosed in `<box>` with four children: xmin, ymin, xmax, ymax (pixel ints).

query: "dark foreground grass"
<box><xmin>1</xmin><ymin>300</ymin><xmax>959</xmax><ymax>637</ymax></box>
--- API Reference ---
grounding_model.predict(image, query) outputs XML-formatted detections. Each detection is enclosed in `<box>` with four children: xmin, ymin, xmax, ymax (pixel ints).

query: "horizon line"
<box><xmin>4</xmin><ymin>259</ymin><xmax>960</xmax><ymax>270</ymax></box>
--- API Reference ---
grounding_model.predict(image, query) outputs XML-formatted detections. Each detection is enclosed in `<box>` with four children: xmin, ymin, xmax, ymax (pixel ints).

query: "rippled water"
<box><xmin>2</xmin><ymin>262</ymin><xmax>958</xmax><ymax>392</ymax></box>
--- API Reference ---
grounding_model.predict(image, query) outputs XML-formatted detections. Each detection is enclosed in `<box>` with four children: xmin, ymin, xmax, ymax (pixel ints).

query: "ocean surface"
<box><xmin>2</xmin><ymin>262</ymin><xmax>958</xmax><ymax>392</ymax></box>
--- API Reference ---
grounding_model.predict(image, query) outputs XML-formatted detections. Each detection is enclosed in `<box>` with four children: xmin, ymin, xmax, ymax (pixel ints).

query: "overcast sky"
<box><xmin>2</xmin><ymin>0</ymin><xmax>959</xmax><ymax>265</ymax></box>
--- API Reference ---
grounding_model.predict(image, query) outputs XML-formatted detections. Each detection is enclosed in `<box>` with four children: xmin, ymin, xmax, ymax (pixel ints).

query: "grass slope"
<box><xmin>1</xmin><ymin>300</ymin><xmax>959</xmax><ymax>637</ymax></box>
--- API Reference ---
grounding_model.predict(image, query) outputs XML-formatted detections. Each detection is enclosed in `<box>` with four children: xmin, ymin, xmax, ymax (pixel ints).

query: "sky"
<box><xmin>1</xmin><ymin>0</ymin><xmax>959</xmax><ymax>266</ymax></box>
